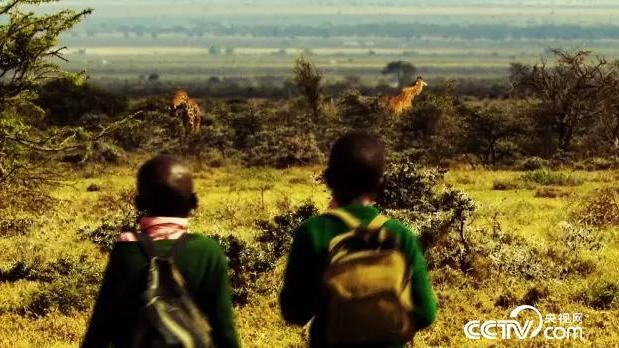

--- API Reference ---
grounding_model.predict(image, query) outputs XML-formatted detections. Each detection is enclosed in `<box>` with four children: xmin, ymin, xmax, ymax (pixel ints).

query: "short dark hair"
<box><xmin>324</xmin><ymin>132</ymin><xmax>386</xmax><ymax>206</ymax></box>
<box><xmin>135</xmin><ymin>155</ymin><xmax>197</xmax><ymax>217</ymax></box>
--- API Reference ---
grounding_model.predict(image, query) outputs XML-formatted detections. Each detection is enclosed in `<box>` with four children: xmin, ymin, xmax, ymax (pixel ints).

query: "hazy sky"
<box><xmin>38</xmin><ymin>0</ymin><xmax>619</xmax><ymax>27</ymax></box>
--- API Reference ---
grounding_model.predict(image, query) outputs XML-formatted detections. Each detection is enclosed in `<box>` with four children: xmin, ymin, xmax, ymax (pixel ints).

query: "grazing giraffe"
<box><xmin>379</xmin><ymin>76</ymin><xmax>428</xmax><ymax>115</ymax></box>
<box><xmin>170</xmin><ymin>89</ymin><xmax>202</xmax><ymax>135</ymax></box>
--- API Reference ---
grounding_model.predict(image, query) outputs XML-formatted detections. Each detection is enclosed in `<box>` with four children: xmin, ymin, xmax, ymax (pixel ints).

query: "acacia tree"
<box><xmin>293</xmin><ymin>55</ymin><xmax>323</xmax><ymax>121</ymax></box>
<box><xmin>382</xmin><ymin>61</ymin><xmax>416</xmax><ymax>89</ymax></box>
<box><xmin>511</xmin><ymin>49</ymin><xmax>618</xmax><ymax>153</ymax></box>
<box><xmin>0</xmin><ymin>0</ymin><xmax>91</xmax><ymax>186</ymax></box>
<box><xmin>461</xmin><ymin>103</ymin><xmax>525</xmax><ymax>165</ymax></box>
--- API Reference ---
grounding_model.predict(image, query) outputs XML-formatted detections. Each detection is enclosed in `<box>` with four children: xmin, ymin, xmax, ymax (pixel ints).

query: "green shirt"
<box><xmin>82</xmin><ymin>233</ymin><xmax>240</xmax><ymax>348</ymax></box>
<box><xmin>280</xmin><ymin>204</ymin><xmax>437</xmax><ymax>348</ymax></box>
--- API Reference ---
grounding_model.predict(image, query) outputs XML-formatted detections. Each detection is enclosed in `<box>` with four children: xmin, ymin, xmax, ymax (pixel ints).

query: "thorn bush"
<box><xmin>212</xmin><ymin>201</ymin><xmax>318</xmax><ymax>305</ymax></box>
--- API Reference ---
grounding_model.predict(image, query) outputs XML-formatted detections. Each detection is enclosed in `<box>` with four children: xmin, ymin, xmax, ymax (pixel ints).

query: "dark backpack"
<box><xmin>322</xmin><ymin>209</ymin><xmax>414</xmax><ymax>345</ymax></box>
<box><xmin>131</xmin><ymin>232</ymin><xmax>214</xmax><ymax>348</ymax></box>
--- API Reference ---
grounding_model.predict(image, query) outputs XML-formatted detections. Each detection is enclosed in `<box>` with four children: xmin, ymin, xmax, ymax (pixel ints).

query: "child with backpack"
<box><xmin>83</xmin><ymin>155</ymin><xmax>239</xmax><ymax>348</ymax></box>
<box><xmin>280</xmin><ymin>132</ymin><xmax>437</xmax><ymax>347</ymax></box>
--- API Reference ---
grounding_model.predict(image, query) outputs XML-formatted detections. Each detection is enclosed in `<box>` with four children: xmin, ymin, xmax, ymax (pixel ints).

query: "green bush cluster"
<box><xmin>0</xmin><ymin>217</ymin><xmax>34</xmax><ymax>237</ymax></box>
<box><xmin>245</xmin><ymin>128</ymin><xmax>324</xmax><ymax>168</ymax></box>
<box><xmin>0</xmin><ymin>255</ymin><xmax>101</xmax><ymax>284</ymax></box>
<box><xmin>0</xmin><ymin>254</ymin><xmax>103</xmax><ymax>317</ymax></box>
<box><xmin>557</xmin><ymin>221</ymin><xmax>603</xmax><ymax>251</ymax></box>
<box><xmin>521</xmin><ymin>169</ymin><xmax>583</xmax><ymax>186</ymax></box>
<box><xmin>534</xmin><ymin>186</ymin><xmax>569</xmax><ymax>198</ymax></box>
<box><xmin>571</xmin><ymin>188</ymin><xmax>619</xmax><ymax>228</ymax></box>
<box><xmin>579</xmin><ymin>280</ymin><xmax>619</xmax><ymax>310</ymax></box>
<box><xmin>375</xmin><ymin>162</ymin><xmax>477</xmax><ymax>271</ymax></box>
<box><xmin>472</xmin><ymin>215</ymin><xmax>598</xmax><ymax>281</ymax></box>
<box><xmin>518</xmin><ymin>156</ymin><xmax>549</xmax><ymax>171</ymax></box>
<box><xmin>211</xmin><ymin>201</ymin><xmax>318</xmax><ymax>305</ymax></box>
<box><xmin>81</xmin><ymin>212</ymin><xmax>138</xmax><ymax>251</ymax></box>
<box><xmin>25</xmin><ymin>277</ymin><xmax>99</xmax><ymax>316</ymax></box>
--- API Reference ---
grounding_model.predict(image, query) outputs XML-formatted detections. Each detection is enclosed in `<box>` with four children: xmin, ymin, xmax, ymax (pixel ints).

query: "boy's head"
<box><xmin>135</xmin><ymin>155</ymin><xmax>197</xmax><ymax>217</ymax></box>
<box><xmin>324</xmin><ymin>132</ymin><xmax>386</xmax><ymax>206</ymax></box>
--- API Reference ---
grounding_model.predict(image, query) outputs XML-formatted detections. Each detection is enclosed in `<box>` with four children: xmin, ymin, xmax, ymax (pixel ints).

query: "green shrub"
<box><xmin>0</xmin><ymin>217</ymin><xmax>34</xmax><ymax>237</ymax></box>
<box><xmin>492</xmin><ymin>179</ymin><xmax>527</xmax><ymax>191</ymax></box>
<box><xmin>209</xmin><ymin>234</ymin><xmax>272</xmax><ymax>305</ymax></box>
<box><xmin>534</xmin><ymin>187</ymin><xmax>568</xmax><ymax>198</ymax></box>
<box><xmin>376</xmin><ymin>163</ymin><xmax>476</xmax><ymax>271</ymax></box>
<box><xmin>518</xmin><ymin>156</ymin><xmax>549</xmax><ymax>171</ymax></box>
<box><xmin>472</xmin><ymin>214</ymin><xmax>595</xmax><ymax>280</ymax></box>
<box><xmin>255</xmin><ymin>200</ymin><xmax>318</xmax><ymax>260</ymax></box>
<box><xmin>476</xmin><ymin>226</ymin><xmax>555</xmax><ymax>280</ymax></box>
<box><xmin>245</xmin><ymin>128</ymin><xmax>324</xmax><ymax>168</ymax></box>
<box><xmin>62</xmin><ymin>140</ymin><xmax>126</xmax><ymax>164</ymax></box>
<box><xmin>112</xmin><ymin>111</ymin><xmax>184</xmax><ymax>151</ymax></box>
<box><xmin>582</xmin><ymin>157</ymin><xmax>616</xmax><ymax>171</ymax></box>
<box><xmin>521</xmin><ymin>286</ymin><xmax>549</xmax><ymax>306</ymax></box>
<box><xmin>580</xmin><ymin>280</ymin><xmax>619</xmax><ymax>309</ymax></box>
<box><xmin>0</xmin><ymin>254</ymin><xmax>102</xmax><ymax>284</ymax></box>
<box><xmin>521</xmin><ymin>169</ymin><xmax>583</xmax><ymax>186</ymax></box>
<box><xmin>571</xmin><ymin>188</ymin><xmax>619</xmax><ymax>228</ymax></box>
<box><xmin>212</xmin><ymin>201</ymin><xmax>318</xmax><ymax>305</ymax></box>
<box><xmin>495</xmin><ymin>291</ymin><xmax>518</xmax><ymax>308</ymax></box>
<box><xmin>24</xmin><ymin>277</ymin><xmax>99</xmax><ymax>316</ymax></box>
<box><xmin>557</xmin><ymin>221</ymin><xmax>603</xmax><ymax>251</ymax></box>
<box><xmin>81</xmin><ymin>212</ymin><xmax>137</xmax><ymax>251</ymax></box>
<box><xmin>376</xmin><ymin>163</ymin><xmax>446</xmax><ymax>212</ymax></box>
<box><xmin>2</xmin><ymin>253</ymin><xmax>103</xmax><ymax>317</ymax></box>
<box><xmin>36</xmin><ymin>78</ymin><xmax>128</xmax><ymax>126</ymax></box>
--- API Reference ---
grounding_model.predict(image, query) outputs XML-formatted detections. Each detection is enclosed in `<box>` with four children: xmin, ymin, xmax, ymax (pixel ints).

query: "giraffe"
<box><xmin>379</xmin><ymin>76</ymin><xmax>428</xmax><ymax>115</ymax></box>
<box><xmin>170</xmin><ymin>89</ymin><xmax>202</xmax><ymax>135</ymax></box>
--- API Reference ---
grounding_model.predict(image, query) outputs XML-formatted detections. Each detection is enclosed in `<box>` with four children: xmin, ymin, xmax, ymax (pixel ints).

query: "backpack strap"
<box><xmin>167</xmin><ymin>233</ymin><xmax>190</xmax><ymax>259</ymax></box>
<box><xmin>325</xmin><ymin>209</ymin><xmax>361</xmax><ymax>229</ymax></box>
<box><xmin>367</xmin><ymin>214</ymin><xmax>390</xmax><ymax>230</ymax></box>
<box><xmin>134</xmin><ymin>232</ymin><xmax>158</xmax><ymax>259</ymax></box>
<box><xmin>327</xmin><ymin>209</ymin><xmax>392</xmax><ymax>258</ymax></box>
<box><xmin>327</xmin><ymin>209</ymin><xmax>390</xmax><ymax>230</ymax></box>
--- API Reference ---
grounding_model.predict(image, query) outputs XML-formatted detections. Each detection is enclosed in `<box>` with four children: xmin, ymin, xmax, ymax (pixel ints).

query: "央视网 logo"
<box><xmin>464</xmin><ymin>305</ymin><xmax>584</xmax><ymax>340</ymax></box>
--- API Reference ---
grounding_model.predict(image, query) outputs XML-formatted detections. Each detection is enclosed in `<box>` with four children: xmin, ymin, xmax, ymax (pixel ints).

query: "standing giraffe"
<box><xmin>170</xmin><ymin>89</ymin><xmax>202</xmax><ymax>135</ymax></box>
<box><xmin>380</xmin><ymin>76</ymin><xmax>428</xmax><ymax>115</ymax></box>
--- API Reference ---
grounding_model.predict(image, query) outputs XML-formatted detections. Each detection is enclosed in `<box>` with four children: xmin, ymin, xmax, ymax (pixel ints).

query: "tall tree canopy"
<box><xmin>511</xmin><ymin>49</ymin><xmax>618</xmax><ymax>153</ymax></box>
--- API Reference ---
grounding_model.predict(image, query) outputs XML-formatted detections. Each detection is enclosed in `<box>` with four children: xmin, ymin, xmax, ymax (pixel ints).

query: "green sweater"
<box><xmin>280</xmin><ymin>204</ymin><xmax>437</xmax><ymax>348</ymax></box>
<box><xmin>82</xmin><ymin>233</ymin><xmax>240</xmax><ymax>348</ymax></box>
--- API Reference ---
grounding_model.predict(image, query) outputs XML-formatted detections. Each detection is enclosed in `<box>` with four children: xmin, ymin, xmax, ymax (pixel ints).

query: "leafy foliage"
<box><xmin>293</xmin><ymin>56</ymin><xmax>323</xmax><ymax>121</ymax></box>
<box><xmin>36</xmin><ymin>77</ymin><xmax>128</xmax><ymax>125</ymax></box>
<box><xmin>571</xmin><ymin>188</ymin><xmax>619</xmax><ymax>228</ymax></box>
<box><xmin>461</xmin><ymin>103</ymin><xmax>525</xmax><ymax>165</ymax></box>
<box><xmin>0</xmin><ymin>0</ymin><xmax>91</xmax><ymax>186</ymax></box>
<box><xmin>579</xmin><ymin>280</ymin><xmax>619</xmax><ymax>310</ymax></box>
<box><xmin>375</xmin><ymin>162</ymin><xmax>476</xmax><ymax>270</ymax></box>
<box><xmin>511</xmin><ymin>49</ymin><xmax>619</xmax><ymax>153</ymax></box>
<box><xmin>518</xmin><ymin>156</ymin><xmax>549</xmax><ymax>171</ymax></box>
<box><xmin>0</xmin><ymin>253</ymin><xmax>102</xmax><ymax>317</ymax></box>
<box><xmin>211</xmin><ymin>201</ymin><xmax>318</xmax><ymax>305</ymax></box>
<box><xmin>245</xmin><ymin>128</ymin><xmax>324</xmax><ymax>168</ymax></box>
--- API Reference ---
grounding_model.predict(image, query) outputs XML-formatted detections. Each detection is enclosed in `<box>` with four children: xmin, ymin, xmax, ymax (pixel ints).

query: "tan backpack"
<box><xmin>322</xmin><ymin>209</ymin><xmax>414</xmax><ymax>345</ymax></box>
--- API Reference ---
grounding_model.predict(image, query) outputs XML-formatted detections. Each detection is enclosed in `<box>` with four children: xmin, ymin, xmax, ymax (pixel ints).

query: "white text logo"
<box><xmin>464</xmin><ymin>305</ymin><xmax>584</xmax><ymax>340</ymax></box>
